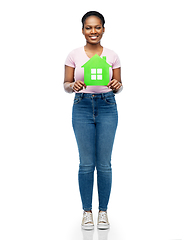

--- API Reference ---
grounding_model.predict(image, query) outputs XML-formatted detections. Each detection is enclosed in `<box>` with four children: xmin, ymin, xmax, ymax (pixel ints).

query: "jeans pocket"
<box><xmin>103</xmin><ymin>95</ymin><xmax>116</xmax><ymax>105</ymax></box>
<box><xmin>73</xmin><ymin>96</ymin><xmax>82</xmax><ymax>105</ymax></box>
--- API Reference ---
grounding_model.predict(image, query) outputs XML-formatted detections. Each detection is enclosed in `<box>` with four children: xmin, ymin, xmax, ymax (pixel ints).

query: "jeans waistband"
<box><xmin>75</xmin><ymin>91</ymin><xmax>114</xmax><ymax>99</ymax></box>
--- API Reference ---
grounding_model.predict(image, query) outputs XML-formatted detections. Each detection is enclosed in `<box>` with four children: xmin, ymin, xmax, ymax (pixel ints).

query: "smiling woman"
<box><xmin>63</xmin><ymin>11</ymin><xmax>123</xmax><ymax>231</ymax></box>
<box><xmin>82</xmin><ymin>11</ymin><xmax>105</xmax><ymax>49</ymax></box>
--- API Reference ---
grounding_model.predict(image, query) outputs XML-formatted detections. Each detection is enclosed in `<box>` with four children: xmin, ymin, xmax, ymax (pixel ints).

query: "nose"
<box><xmin>91</xmin><ymin>27</ymin><xmax>97</xmax><ymax>34</ymax></box>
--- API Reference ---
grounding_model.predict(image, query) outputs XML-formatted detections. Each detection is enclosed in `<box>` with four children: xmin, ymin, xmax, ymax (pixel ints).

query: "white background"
<box><xmin>0</xmin><ymin>0</ymin><xmax>188</xmax><ymax>240</ymax></box>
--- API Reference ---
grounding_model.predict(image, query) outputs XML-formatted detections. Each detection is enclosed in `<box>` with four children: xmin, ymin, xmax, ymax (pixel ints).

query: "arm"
<box><xmin>107</xmin><ymin>67</ymin><xmax>123</xmax><ymax>94</ymax></box>
<box><xmin>64</xmin><ymin>65</ymin><xmax>75</xmax><ymax>93</ymax></box>
<box><xmin>64</xmin><ymin>65</ymin><xmax>86</xmax><ymax>93</ymax></box>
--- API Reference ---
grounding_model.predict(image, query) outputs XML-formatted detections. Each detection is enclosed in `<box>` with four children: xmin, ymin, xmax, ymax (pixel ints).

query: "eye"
<box><xmin>96</xmin><ymin>27</ymin><xmax>101</xmax><ymax>30</ymax></box>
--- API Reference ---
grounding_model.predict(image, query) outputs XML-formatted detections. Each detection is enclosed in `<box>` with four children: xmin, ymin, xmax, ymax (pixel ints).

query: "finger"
<box><xmin>78</xmin><ymin>82</ymin><xmax>86</xmax><ymax>90</ymax></box>
<box><xmin>110</xmin><ymin>81</ymin><xmax>119</xmax><ymax>89</ymax></box>
<box><xmin>115</xmin><ymin>84</ymin><xmax>121</xmax><ymax>90</ymax></box>
<box><xmin>77</xmin><ymin>80</ymin><xmax>85</xmax><ymax>86</ymax></box>
<box><xmin>107</xmin><ymin>80</ymin><xmax>115</xmax><ymax>87</ymax></box>
<box><xmin>74</xmin><ymin>86</ymin><xmax>83</xmax><ymax>91</ymax></box>
<box><xmin>76</xmin><ymin>81</ymin><xmax>84</xmax><ymax>86</ymax></box>
<box><xmin>115</xmin><ymin>83</ymin><xmax>122</xmax><ymax>90</ymax></box>
<box><xmin>74</xmin><ymin>83</ymin><xmax>85</xmax><ymax>92</ymax></box>
<box><xmin>73</xmin><ymin>83</ymin><xmax>80</xmax><ymax>91</ymax></box>
<box><xmin>112</xmin><ymin>81</ymin><xmax>121</xmax><ymax>87</ymax></box>
<box><xmin>75</xmin><ymin>82</ymin><xmax>84</xmax><ymax>89</ymax></box>
<box><xmin>114</xmin><ymin>82</ymin><xmax>121</xmax><ymax>88</ymax></box>
<box><xmin>111</xmin><ymin>82</ymin><xmax>121</xmax><ymax>90</ymax></box>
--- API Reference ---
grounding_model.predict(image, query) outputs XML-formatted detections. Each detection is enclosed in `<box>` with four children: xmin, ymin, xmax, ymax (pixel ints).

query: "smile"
<box><xmin>90</xmin><ymin>36</ymin><xmax>98</xmax><ymax>40</ymax></box>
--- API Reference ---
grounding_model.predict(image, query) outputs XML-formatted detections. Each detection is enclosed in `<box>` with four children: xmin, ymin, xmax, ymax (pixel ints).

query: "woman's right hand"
<box><xmin>73</xmin><ymin>80</ymin><xmax>86</xmax><ymax>92</ymax></box>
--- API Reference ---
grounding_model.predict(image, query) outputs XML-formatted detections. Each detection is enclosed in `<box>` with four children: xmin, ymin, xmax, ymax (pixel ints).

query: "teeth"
<box><xmin>90</xmin><ymin>36</ymin><xmax>97</xmax><ymax>39</ymax></box>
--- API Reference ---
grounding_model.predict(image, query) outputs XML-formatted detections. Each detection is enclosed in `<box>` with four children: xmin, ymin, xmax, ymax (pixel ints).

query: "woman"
<box><xmin>64</xmin><ymin>11</ymin><xmax>123</xmax><ymax>230</ymax></box>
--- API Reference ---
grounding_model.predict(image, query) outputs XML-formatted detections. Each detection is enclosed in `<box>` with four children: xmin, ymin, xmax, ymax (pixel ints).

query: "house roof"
<box><xmin>81</xmin><ymin>54</ymin><xmax>112</xmax><ymax>68</ymax></box>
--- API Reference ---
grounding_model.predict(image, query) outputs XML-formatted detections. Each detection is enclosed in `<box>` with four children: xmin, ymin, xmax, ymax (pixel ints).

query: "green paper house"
<box><xmin>82</xmin><ymin>54</ymin><xmax>112</xmax><ymax>86</ymax></box>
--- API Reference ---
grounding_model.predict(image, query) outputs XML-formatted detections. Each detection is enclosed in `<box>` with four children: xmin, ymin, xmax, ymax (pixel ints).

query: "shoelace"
<box><xmin>98</xmin><ymin>211</ymin><xmax>108</xmax><ymax>223</ymax></box>
<box><xmin>83</xmin><ymin>212</ymin><xmax>93</xmax><ymax>224</ymax></box>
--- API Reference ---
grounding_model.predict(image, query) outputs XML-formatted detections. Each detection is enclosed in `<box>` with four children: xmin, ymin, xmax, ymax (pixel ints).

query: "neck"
<box><xmin>84</xmin><ymin>42</ymin><xmax>102</xmax><ymax>52</ymax></box>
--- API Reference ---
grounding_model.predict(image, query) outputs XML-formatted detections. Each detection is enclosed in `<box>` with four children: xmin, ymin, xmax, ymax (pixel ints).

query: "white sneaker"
<box><xmin>81</xmin><ymin>211</ymin><xmax>94</xmax><ymax>230</ymax></box>
<box><xmin>97</xmin><ymin>211</ymin><xmax>110</xmax><ymax>229</ymax></box>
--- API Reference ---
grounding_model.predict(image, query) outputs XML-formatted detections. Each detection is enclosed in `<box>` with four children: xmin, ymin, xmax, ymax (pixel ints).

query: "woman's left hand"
<box><xmin>107</xmin><ymin>79</ymin><xmax>122</xmax><ymax>91</ymax></box>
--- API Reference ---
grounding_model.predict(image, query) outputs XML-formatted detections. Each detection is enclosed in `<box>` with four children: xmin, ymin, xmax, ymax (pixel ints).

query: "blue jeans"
<box><xmin>72</xmin><ymin>91</ymin><xmax>118</xmax><ymax>211</ymax></box>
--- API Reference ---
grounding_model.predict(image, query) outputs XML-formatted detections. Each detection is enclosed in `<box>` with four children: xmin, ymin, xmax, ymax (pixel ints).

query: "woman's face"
<box><xmin>82</xmin><ymin>16</ymin><xmax>105</xmax><ymax>45</ymax></box>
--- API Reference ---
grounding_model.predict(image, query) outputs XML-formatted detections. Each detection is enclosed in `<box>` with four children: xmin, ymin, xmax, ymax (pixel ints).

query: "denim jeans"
<box><xmin>72</xmin><ymin>91</ymin><xmax>118</xmax><ymax>211</ymax></box>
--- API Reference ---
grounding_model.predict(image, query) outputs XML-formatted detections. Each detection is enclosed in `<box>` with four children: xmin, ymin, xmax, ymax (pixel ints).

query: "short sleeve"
<box><xmin>112</xmin><ymin>53</ymin><xmax>121</xmax><ymax>69</ymax></box>
<box><xmin>64</xmin><ymin>50</ymin><xmax>75</xmax><ymax>68</ymax></box>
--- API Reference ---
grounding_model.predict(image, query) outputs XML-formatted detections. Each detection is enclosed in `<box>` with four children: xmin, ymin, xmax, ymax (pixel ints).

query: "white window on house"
<box><xmin>97</xmin><ymin>69</ymin><xmax>102</xmax><ymax>74</ymax></box>
<box><xmin>91</xmin><ymin>69</ymin><xmax>96</xmax><ymax>74</ymax></box>
<box><xmin>91</xmin><ymin>68</ymin><xmax>102</xmax><ymax>80</ymax></box>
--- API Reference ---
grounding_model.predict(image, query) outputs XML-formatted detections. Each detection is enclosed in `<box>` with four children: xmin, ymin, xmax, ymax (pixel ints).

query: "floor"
<box><xmin>64</xmin><ymin>177</ymin><xmax>186</xmax><ymax>240</ymax></box>
<box><xmin>1</xmin><ymin>158</ymin><xmax>187</xmax><ymax>240</ymax></box>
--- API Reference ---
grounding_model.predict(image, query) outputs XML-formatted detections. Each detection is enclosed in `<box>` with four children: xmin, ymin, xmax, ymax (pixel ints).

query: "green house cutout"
<box><xmin>81</xmin><ymin>54</ymin><xmax>112</xmax><ymax>86</ymax></box>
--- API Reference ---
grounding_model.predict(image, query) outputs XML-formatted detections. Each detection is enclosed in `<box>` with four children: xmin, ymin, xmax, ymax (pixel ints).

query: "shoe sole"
<box><xmin>97</xmin><ymin>223</ymin><xmax>110</xmax><ymax>230</ymax></box>
<box><xmin>82</xmin><ymin>224</ymin><xmax>94</xmax><ymax>230</ymax></box>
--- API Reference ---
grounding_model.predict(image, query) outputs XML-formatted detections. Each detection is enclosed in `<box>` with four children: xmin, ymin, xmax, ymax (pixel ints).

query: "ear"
<box><xmin>82</xmin><ymin>28</ymin><xmax>84</xmax><ymax>35</ymax></box>
<box><xmin>103</xmin><ymin>27</ymin><xmax>105</xmax><ymax>34</ymax></box>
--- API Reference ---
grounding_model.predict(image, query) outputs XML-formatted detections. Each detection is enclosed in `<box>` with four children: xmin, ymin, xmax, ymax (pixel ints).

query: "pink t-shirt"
<box><xmin>64</xmin><ymin>46</ymin><xmax>121</xmax><ymax>93</ymax></box>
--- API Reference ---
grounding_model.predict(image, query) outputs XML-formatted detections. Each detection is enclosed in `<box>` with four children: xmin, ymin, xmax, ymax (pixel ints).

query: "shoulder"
<box><xmin>67</xmin><ymin>46</ymin><xmax>83</xmax><ymax>56</ymax></box>
<box><xmin>103</xmin><ymin>47</ymin><xmax>121</xmax><ymax>69</ymax></box>
<box><xmin>103</xmin><ymin>47</ymin><xmax>119</xmax><ymax>57</ymax></box>
<box><xmin>65</xmin><ymin>47</ymin><xmax>84</xmax><ymax>67</ymax></box>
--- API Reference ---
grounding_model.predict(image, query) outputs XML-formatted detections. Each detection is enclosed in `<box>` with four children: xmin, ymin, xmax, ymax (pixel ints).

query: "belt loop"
<box><xmin>101</xmin><ymin>93</ymin><xmax>104</xmax><ymax>99</ymax></box>
<box><xmin>81</xmin><ymin>93</ymin><xmax>84</xmax><ymax>99</ymax></box>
